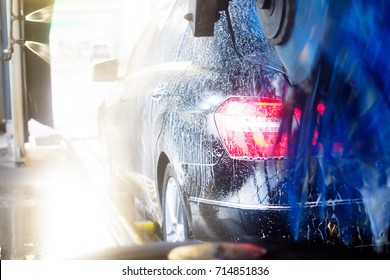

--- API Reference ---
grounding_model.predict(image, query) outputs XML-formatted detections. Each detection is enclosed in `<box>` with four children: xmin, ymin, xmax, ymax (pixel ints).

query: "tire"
<box><xmin>162</xmin><ymin>163</ymin><xmax>190</xmax><ymax>242</ymax></box>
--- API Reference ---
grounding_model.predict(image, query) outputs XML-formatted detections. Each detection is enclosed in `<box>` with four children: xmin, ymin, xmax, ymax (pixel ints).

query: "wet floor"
<box><xmin>0</xmin><ymin>139</ymin><xmax>139</xmax><ymax>259</ymax></box>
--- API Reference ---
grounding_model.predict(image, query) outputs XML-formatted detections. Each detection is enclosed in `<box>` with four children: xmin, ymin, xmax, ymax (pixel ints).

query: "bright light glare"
<box><xmin>41</xmin><ymin>0</ymin><xmax>167</xmax><ymax>258</ymax></box>
<box><xmin>42</xmin><ymin>176</ymin><xmax>118</xmax><ymax>259</ymax></box>
<box><xmin>50</xmin><ymin>0</ymin><xmax>169</xmax><ymax>138</ymax></box>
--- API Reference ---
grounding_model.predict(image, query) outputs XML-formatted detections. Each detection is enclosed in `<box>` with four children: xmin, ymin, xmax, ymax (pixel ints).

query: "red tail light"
<box><xmin>214</xmin><ymin>97</ymin><xmax>287</xmax><ymax>159</ymax></box>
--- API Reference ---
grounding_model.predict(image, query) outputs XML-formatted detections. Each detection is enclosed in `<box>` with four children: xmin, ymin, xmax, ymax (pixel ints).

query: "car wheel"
<box><xmin>162</xmin><ymin>164</ymin><xmax>189</xmax><ymax>242</ymax></box>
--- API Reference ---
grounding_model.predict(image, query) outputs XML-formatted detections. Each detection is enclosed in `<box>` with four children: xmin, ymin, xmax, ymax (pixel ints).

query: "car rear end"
<box><xmin>186</xmin><ymin>92</ymin><xmax>374</xmax><ymax>248</ymax></box>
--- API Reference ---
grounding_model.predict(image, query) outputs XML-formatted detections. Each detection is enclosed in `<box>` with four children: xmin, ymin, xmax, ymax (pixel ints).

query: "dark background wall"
<box><xmin>23</xmin><ymin>0</ymin><xmax>55</xmax><ymax>130</ymax></box>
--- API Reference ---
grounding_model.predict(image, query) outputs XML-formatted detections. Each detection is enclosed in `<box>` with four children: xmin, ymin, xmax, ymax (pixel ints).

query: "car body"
<box><xmin>98</xmin><ymin>0</ymin><xmax>377</xmax><ymax>247</ymax></box>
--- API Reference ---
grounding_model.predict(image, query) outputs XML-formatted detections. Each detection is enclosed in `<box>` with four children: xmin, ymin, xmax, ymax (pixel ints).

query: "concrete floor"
<box><xmin>0</xmin><ymin>139</ymin><xmax>139</xmax><ymax>259</ymax></box>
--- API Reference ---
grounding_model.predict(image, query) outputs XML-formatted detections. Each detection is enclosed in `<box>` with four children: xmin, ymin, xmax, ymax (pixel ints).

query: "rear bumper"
<box><xmin>188</xmin><ymin>197</ymin><xmax>374</xmax><ymax>247</ymax></box>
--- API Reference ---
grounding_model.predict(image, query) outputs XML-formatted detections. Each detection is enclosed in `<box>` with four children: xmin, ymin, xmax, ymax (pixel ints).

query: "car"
<box><xmin>96</xmin><ymin>0</ymin><xmax>384</xmax><ymax>250</ymax></box>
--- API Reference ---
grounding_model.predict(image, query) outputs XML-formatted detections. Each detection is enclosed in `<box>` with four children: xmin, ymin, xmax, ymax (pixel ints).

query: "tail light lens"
<box><xmin>214</xmin><ymin>97</ymin><xmax>287</xmax><ymax>159</ymax></box>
